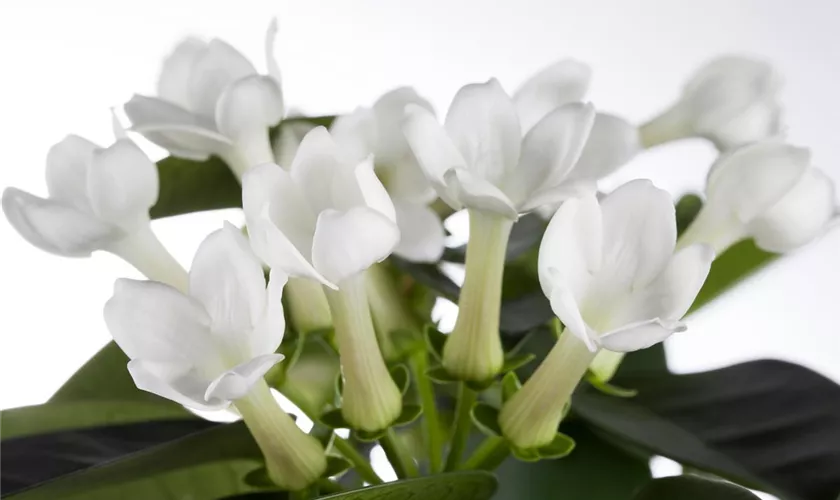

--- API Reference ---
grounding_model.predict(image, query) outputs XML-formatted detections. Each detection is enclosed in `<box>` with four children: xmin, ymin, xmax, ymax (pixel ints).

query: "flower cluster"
<box><xmin>3</xmin><ymin>18</ymin><xmax>837</xmax><ymax>494</ymax></box>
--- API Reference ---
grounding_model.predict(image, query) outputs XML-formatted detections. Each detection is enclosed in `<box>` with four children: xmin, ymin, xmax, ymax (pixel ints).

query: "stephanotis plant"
<box><xmin>2</xmin><ymin>19</ymin><xmax>839</xmax><ymax>500</ymax></box>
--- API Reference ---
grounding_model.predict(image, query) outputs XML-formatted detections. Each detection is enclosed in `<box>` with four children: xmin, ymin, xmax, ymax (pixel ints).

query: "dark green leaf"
<box><xmin>442</xmin><ymin>213</ymin><xmax>546</xmax><ymax>264</ymax></box>
<box><xmin>424</xmin><ymin>325</ymin><xmax>448</xmax><ymax>362</ymax></box>
<box><xmin>500</xmin><ymin>353</ymin><xmax>536</xmax><ymax>373</ymax></box>
<box><xmin>499</xmin><ymin>292</ymin><xmax>553</xmax><ymax>334</ymax></box>
<box><xmin>574</xmin><ymin>360</ymin><xmax>840</xmax><ymax>500</ymax></box>
<box><xmin>510</xmin><ymin>446</ymin><xmax>541</xmax><ymax>462</ymax></box>
<box><xmin>536</xmin><ymin>432</ymin><xmax>575</xmax><ymax>459</ymax></box>
<box><xmin>633</xmin><ymin>475</ymin><xmax>761</xmax><ymax>500</ymax></box>
<box><xmin>500</xmin><ymin>372</ymin><xmax>521</xmax><ymax>404</ymax></box>
<box><xmin>675</xmin><ymin>193</ymin><xmax>703</xmax><ymax>236</ymax></box>
<box><xmin>319</xmin><ymin>409</ymin><xmax>351</xmax><ymax>430</ymax></box>
<box><xmin>614</xmin><ymin>344</ymin><xmax>668</xmax><ymax>380</ymax></box>
<box><xmin>390</xmin><ymin>365</ymin><xmax>410</xmax><ymax>396</ymax></box>
<box><xmin>4</xmin><ymin>420</ymin><xmax>262</xmax><ymax>500</ymax></box>
<box><xmin>324</xmin><ymin>456</ymin><xmax>352</xmax><ymax>478</ymax></box>
<box><xmin>470</xmin><ymin>403</ymin><xmax>501</xmax><ymax>437</ymax></box>
<box><xmin>393</xmin><ymin>405</ymin><xmax>422</xmax><ymax>427</ymax></box>
<box><xmin>355</xmin><ymin>429</ymin><xmax>386</xmax><ymax>442</ymax></box>
<box><xmin>318</xmin><ymin>471</ymin><xmax>497</xmax><ymax>500</ymax></box>
<box><xmin>243</xmin><ymin>467</ymin><xmax>274</xmax><ymax>489</ymax></box>
<box><xmin>391</xmin><ymin>259</ymin><xmax>460</xmax><ymax>301</ymax></box>
<box><xmin>494</xmin><ymin>423</ymin><xmax>650</xmax><ymax>500</ymax></box>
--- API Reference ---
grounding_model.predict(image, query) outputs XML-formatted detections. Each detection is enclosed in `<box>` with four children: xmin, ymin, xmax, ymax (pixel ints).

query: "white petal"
<box><xmin>707</xmin><ymin>141</ymin><xmax>809</xmax><ymax>222</ymax></box>
<box><xmin>513</xmin><ymin>59</ymin><xmax>592</xmax><ymax>132</ymax></box>
<box><xmin>204</xmin><ymin>353</ymin><xmax>284</xmax><ymax>402</ymax></box>
<box><xmin>705</xmin><ymin>100</ymin><xmax>781</xmax><ymax>150</ymax></box>
<box><xmin>392</xmin><ymin>201</ymin><xmax>445</xmax><ymax>262</ymax></box>
<box><xmin>45</xmin><ymin>135</ymin><xmax>99</xmax><ymax>211</ymax></box>
<box><xmin>128</xmin><ymin>359</ymin><xmax>228</xmax><ymax>411</ymax></box>
<box><xmin>87</xmin><ymin>139</ymin><xmax>158</xmax><ymax>229</ymax></box>
<box><xmin>289</xmin><ymin>127</ymin><xmax>343</xmax><ymax>213</ymax></box>
<box><xmin>2</xmin><ymin>187</ymin><xmax>120</xmax><ymax>257</ymax></box>
<box><xmin>215</xmin><ymin>75</ymin><xmax>284</xmax><ymax>140</ymax></box>
<box><xmin>125</xmin><ymin>95</ymin><xmax>227</xmax><ymax>160</ymax></box>
<box><xmin>273</xmin><ymin>120</ymin><xmax>316</xmax><ymax>169</ymax></box>
<box><xmin>330</xmin><ymin>107</ymin><xmax>377</xmax><ymax>163</ymax></box>
<box><xmin>332</xmin><ymin>157</ymin><xmax>397</xmax><ymax>223</ymax></box>
<box><xmin>748</xmin><ymin>167</ymin><xmax>837</xmax><ymax>252</ymax></box>
<box><xmin>187</xmin><ymin>39</ymin><xmax>257</xmax><ymax>118</ymax></box>
<box><xmin>104</xmin><ymin>278</ymin><xmax>212</xmax><ymax>364</ymax></box>
<box><xmin>569</xmin><ymin>113</ymin><xmax>640</xmax><ymax>183</ymax></box>
<box><xmin>597</xmin><ymin>180</ymin><xmax>677</xmax><ymax>290</ymax></box>
<box><xmin>251</xmin><ymin>270</ymin><xmax>288</xmax><ymax>356</ymax></box>
<box><xmin>372</xmin><ymin>86</ymin><xmax>435</xmax><ymax>167</ymax></box>
<box><xmin>189</xmin><ymin>223</ymin><xmax>266</xmax><ymax>335</ymax></box>
<box><xmin>402</xmin><ymin>103</ymin><xmax>467</xmax><ymax>202</ymax></box>
<box><xmin>513</xmin><ymin>102</ymin><xmax>595</xmax><ymax>211</ymax></box>
<box><xmin>444</xmin><ymin>79</ymin><xmax>521</xmax><ymax>184</ymax></box>
<box><xmin>157</xmin><ymin>37</ymin><xmax>209</xmax><ymax>109</ymax></box>
<box><xmin>242</xmin><ymin>163</ymin><xmax>329</xmax><ymax>286</ymax></box>
<box><xmin>444</xmin><ymin>168</ymin><xmax>519</xmax><ymax>220</ymax></box>
<box><xmin>548</xmin><ymin>277</ymin><xmax>597</xmax><ymax>352</ymax></box>
<box><xmin>620</xmin><ymin>244</ymin><xmax>714</xmax><ymax>325</ymax></box>
<box><xmin>538</xmin><ymin>194</ymin><xmax>602</xmax><ymax>300</ymax></box>
<box><xmin>311</xmin><ymin>207</ymin><xmax>400</xmax><ymax>284</ymax></box>
<box><xmin>264</xmin><ymin>18</ymin><xmax>283</xmax><ymax>89</ymax></box>
<box><xmin>598</xmin><ymin>318</ymin><xmax>686</xmax><ymax>353</ymax></box>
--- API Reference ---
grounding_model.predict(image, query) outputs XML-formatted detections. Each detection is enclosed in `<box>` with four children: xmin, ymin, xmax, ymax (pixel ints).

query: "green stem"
<box><xmin>444</xmin><ymin>383</ymin><xmax>477</xmax><ymax>471</ymax></box>
<box><xmin>380</xmin><ymin>428</ymin><xmax>419</xmax><ymax>478</ymax></box>
<box><xmin>280</xmin><ymin>388</ymin><xmax>384</xmax><ymax>485</ymax></box>
<box><xmin>410</xmin><ymin>349</ymin><xmax>444</xmax><ymax>473</ymax></box>
<box><xmin>332</xmin><ymin>435</ymin><xmax>384</xmax><ymax>485</ymax></box>
<box><xmin>460</xmin><ymin>436</ymin><xmax>510</xmax><ymax>471</ymax></box>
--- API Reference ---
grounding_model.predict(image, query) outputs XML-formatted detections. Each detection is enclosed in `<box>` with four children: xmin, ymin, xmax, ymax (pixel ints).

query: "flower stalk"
<box><xmin>323</xmin><ymin>273</ymin><xmax>402</xmax><ymax>432</ymax></box>
<box><xmin>443</xmin><ymin>209</ymin><xmax>513</xmax><ymax>382</ymax></box>
<box><xmin>284</xmin><ymin>277</ymin><xmax>332</xmax><ymax>335</ymax></box>
<box><xmin>234</xmin><ymin>380</ymin><xmax>327</xmax><ymax>491</ymax></box>
<box><xmin>107</xmin><ymin>224</ymin><xmax>189</xmax><ymax>293</ymax></box>
<box><xmin>499</xmin><ymin>331</ymin><xmax>596</xmax><ymax>450</ymax></box>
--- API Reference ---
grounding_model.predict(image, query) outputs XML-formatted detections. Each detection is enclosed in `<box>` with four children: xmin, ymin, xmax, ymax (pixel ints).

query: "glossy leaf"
<box><xmin>318</xmin><ymin>471</ymin><xmax>497</xmax><ymax>500</ymax></box>
<box><xmin>633</xmin><ymin>475</ymin><xmax>761</xmax><ymax>500</ymax></box>
<box><xmin>574</xmin><ymin>360</ymin><xmax>840</xmax><ymax>500</ymax></box>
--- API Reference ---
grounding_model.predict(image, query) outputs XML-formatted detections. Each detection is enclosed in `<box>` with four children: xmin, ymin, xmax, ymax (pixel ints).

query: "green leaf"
<box><xmin>324</xmin><ymin>456</ymin><xmax>352</xmax><ymax>477</ymax></box>
<box><xmin>389</xmin><ymin>329</ymin><xmax>424</xmax><ymax>361</ymax></box>
<box><xmin>391</xmin><ymin>259</ymin><xmax>460</xmax><ymax>302</ymax></box>
<box><xmin>424</xmin><ymin>325</ymin><xmax>448</xmax><ymax>362</ymax></box>
<box><xmin>536</xmin><ymin>432</ymin><xmax>575</xmax><ymax>459</ymax></box>
<box><xmin>585</xmin><ymin>373</ymin><xmax>638</xmax><ymax>398</ymax></box>
<box><xmin>355</xmin><ymin>429</ymin><xmax>386</xmax><ymax>442</ymax></box>
<box><xmin>465</xmin><ymin>378</ymin><xmax>495</xmax><ymax>392</ymax></box>
<box><xmin>243</xmin><ymin>467</ymin><xmax>275</xmax><ymax>489</ymax></box>
<box><xmin>319</xmin><ymin>409</ymin><xmax>351</xmax><ymax>429</ymax></box>
<box><xmin>500</xmin><ymin>372</ymin><xmax>521</xmax><ymax>404</ymax></box>
<box><xmin>470</xmin><ymin>403</ymin><xmax>502</xmax><ymax>437</ymax></box>
<box><xmin>689</xmin><ymin>239</ymin><xmax>777</xmax><ymax>313</ymax></box>
<box><xmin>500</xmin><ymin>353</ymin><xmax>536</xmax><ymax>373</ymax></box>
<box><xmin>442</xmin><ymin>213</ymin><xmax>546</xmax><ymax>264</ymax></box>
<box><xmin>675</xmin><ymin>193</ymin><xmax>703</xmax><ymax>236</ymax></box>
<box><xmin>574</xmin><ymin>360</ymin><xmax>840</xmax><ymax>500</ymax></box>
<box><xmin>0</xmin><ymin>401</ymin><xmax>196</xmax><ymax>440</ymax></box>
<box><xmin>390</xmin><ymin>365</ymin><xmax>410</xmax><ymax>396</ymax></box>
<box><xmin>494</xmin><ymin>423</ymin><xmax>650</xmax><ymax>499</ymax></box>
<box><xmin>318</xmin><ymin>471</ymin><xmax>498</xmax><ymax>500</ymax></box>
<box><xmin>427</xmin><ymin>366</ymin><xmax>459</xmax><ymax>384</ymax></box>
<box><xmin>632</xmin><ymin>475</ymin><xmax>761</xmax><ymax>500</ymax></box>
<box><xmin>11</xmin><ymin>422</ymin><xmax>262</xmax><ymax>500</ymax></box>
<box><xmin>393</xmin><ymin>405</ymin><xmax>422</xmax><ymax>427</ymax></box>
<box><xmin>510</xmin><ymin>446</ymin><xmax>541</xmax><ymax>462</ymax></box>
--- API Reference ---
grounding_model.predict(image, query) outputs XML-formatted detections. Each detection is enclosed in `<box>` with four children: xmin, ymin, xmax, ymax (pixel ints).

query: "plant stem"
<box><xmin>380</xmin><ymin>428</ymin><xmax>419</xmax><ymax>478</ymax></box>
<box><xmin>444</xmin><ymin>383</ymin><xmax>477</xmax><ymax>471</ymax></box>
<box><xmin>332</xmin><ymin>435</ymin><xmax>384</xmax><ymax>485</ymax></box>
<box><xmin>460</xmin><ymin>436</ymin><xmax>510</xmax><ymax>471</ymax></box>
<box><xmin>410</xmin><ymin>349</ymin><xmax>444</xmax><ymax>473</ymax></box>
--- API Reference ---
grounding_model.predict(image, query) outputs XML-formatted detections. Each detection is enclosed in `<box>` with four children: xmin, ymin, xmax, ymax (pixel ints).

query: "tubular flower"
<box><xmin>242</xmin><ymin>127</ymin><xmax>402</xmax><ymax>432</ymax></box>
<box><xmin>2</xmin><ymin>136</ymin><xmax>187</xmax><ymax>291</ymax></box>
<box><xmin>499</xmin><ymin>180</ymin><xmax>713</xmax><ymax>449</ymax></box>
<box><xmin>125</xmin><ymin>20</ymin><xmax>283</xmax><ymax>179</ymax></box>
<box><xmin>103</xmin><ymin>224</ymin><xmax>326</xmax><ymax>490</ymax></box>
<box><xmin>640</xmin><ymin>56</ymin><xmax>782</xmax><ymax>150</ymax></box>
<box><xmin>678</xmin><ymin>141</ymin><xmax>838</xmax><ymax>255</ymax></box>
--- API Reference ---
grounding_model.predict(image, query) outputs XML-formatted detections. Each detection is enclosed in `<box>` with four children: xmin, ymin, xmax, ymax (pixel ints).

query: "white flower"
<box><xmin>243</xmin><ymin>127</ymin><xmax>399</xmax><ymax>287</ymax></box>
<box><xmin>679</xmin><ymin>141</ymin><xmax>838</xmax><ymax>254</ymax></box>
<box><xmin>329</xmin><ymin>87</ymin><xmax>445</xmax><ymax>262</ymax></box>
<box><xmin>104</xmin><ymin>223</ymin><xmax>287</xmax><ymax>410</ymax></box>
<box><xmin>539</xmin><ymin>180</ymin><xmax>714</xmax><ymax>352</ymax></box>
<box><xmin>2</xmin><ymin>136</ymin><xmax>187</xmax><ymax>290</ymax></box>
<box><xmin>125</xmin><ymin>20</ymin><xmax>283</xmax><ymax>179</ymax></box>
<box><xmin>641</xmin><ymin>56</ymin><xmax>782</xmax><ymax>150</ymax></box>
<box><xmin>500</xmin><ymin>180</ymin><xmax>713</xmax><ymax>450</ymax></box>
<box><xmin>403</xmin><ymin>78</ymin><xmax>598</xmax><ymax>218</ymax></box>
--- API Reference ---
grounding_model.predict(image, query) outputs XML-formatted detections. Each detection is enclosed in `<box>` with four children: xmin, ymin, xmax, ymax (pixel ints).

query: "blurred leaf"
<box><xmin>442</xmin><ymin>213</ymin><xmax>546</xmax><ymax>264</ymax></box>
<box><xmin>470</xmin><ymin>403</ymin><xmax>502</xmax><ymax>437</ymax></box>
<box><xmin>614</xmin><ymin>344</ymin><xmax>668</xmax><ymax>379</ymax></box>
<box><xmin>149</xmin><ymin>116</ymin><xmax>336</xmax><ymax>220</ymax></box>
<box><xmin>632</xmin><ymin>475</ymin><xmax>760</xmax><ymax>500</ymax></box>
<box><xmin>391</xmin><ymin>258</ymin><xmax>460</xmax><ymax>301</ymax></box>
<box><xmin>317</xmin><ymin>471</ymin><xmax>497</xmax><ymax>499</ymax></box>
<box><xmin>574</xmin><ymin>360</ymin><xmax>840</xmax><ymax>500</ymax></box>
<box><xmin>2</xmin><ymin>419</ymin><xmax>266</xmax><ymax>500</ymax></box>
<box><xmin>675</xmin><ymin>193</ymin><xmax>703</xmax><ymax>236</ymax></box>
<box><xmin>494</xmin><ymin>423</ymin><xmax>650</xmax><ymax>499</ymax></box>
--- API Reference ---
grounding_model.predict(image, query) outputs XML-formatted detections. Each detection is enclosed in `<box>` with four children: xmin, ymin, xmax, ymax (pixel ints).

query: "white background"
<box><xmin>0</xmin><ymin>0</ymin><xmax>838</xmax><ymax>412</ymax></box>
